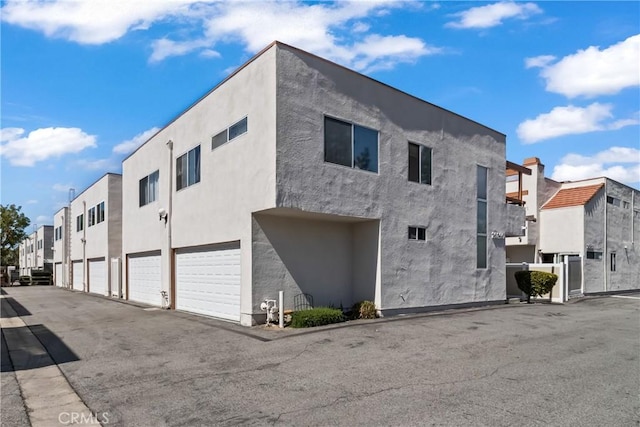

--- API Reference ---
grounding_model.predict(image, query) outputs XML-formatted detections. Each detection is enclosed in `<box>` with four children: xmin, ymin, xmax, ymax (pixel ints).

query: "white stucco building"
<box><xmin>69</xmin><ymin>173</ymin><xmax>123</xmax><ymax>296</ymax></box>
<box><xmin>506</xmin><ymin>157</ymin><xmax>639</xmax><ymax>294</ymax></box>
<box><xmin>18</xmin><ymin>225</ymin><xmax>54</xmax><ymax>276</ymax></box>
<box><xmin>53</xmin><ymin>207</ymin><xmax>69</xmax><ymax>287</ymax></box>
<box><xmin>122</xmin><ymin>41</ymin><xmax>520</xmax><ymax>326</ymax></box>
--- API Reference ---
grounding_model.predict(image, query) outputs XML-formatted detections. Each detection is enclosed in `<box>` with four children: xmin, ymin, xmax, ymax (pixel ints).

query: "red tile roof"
<box><xmin>541</xmin><ymin>184</ymin><xmax>604</xmax><ymax>210</ymax></box>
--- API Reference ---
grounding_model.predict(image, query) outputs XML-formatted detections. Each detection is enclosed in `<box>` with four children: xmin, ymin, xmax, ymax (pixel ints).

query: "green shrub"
<box><xmin>514</xmin><ymin>270</ymin><xmax>558</xmax><ymax>303</ymax></box>
<box><xmin>352</xmin><ymin>300</ymin><xmax>377</xmax><ymax>319</ymax></box>
<box><xmin>290</xmin><ymin>307</ymin><xmax>346</xmax><ymax>328</ymax></box>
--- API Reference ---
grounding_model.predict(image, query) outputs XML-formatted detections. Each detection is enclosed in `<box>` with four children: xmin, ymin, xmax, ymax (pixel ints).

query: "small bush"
<box><xmin>352</xmin><ymin>300</ymin><xmax>377</xmax><ymax>319</ymax></box>
<box><xmin>290</xmin><ymin>307</ymin><xmax>345</xmax><ymax>328</ymax></box>
<box><xmin>515</xmin><ymin>270</ymin><xmax>558</xmax><ymax>303</ymax></box>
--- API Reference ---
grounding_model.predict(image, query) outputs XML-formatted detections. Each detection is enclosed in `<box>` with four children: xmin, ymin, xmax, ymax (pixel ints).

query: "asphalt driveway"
<box><xmin>2</xmin><ymin>286</ymin><xmax>639</xmax><ymax>426</ymax></box>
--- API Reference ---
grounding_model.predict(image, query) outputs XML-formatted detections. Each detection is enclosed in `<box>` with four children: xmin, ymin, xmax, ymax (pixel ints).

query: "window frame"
<box><xmin>139</xmin><ymin>170</ymin><xmax>159</xmax><ymax>207</ymax></box>
<box><xmin>586</xmin><ymin>251</ymin><xmax>603</xmax><ymax>260</ymax></box>
<box><xmin>76</xmin><ymin>214</ymin><xmax>84</xmax><ymax>232</ymax></box>
<box><xmin>88</xmin><ymin>206</ymin><xmax>96</xmax><ymax>227</ymax></box>
<box><xmin>176</xmin><ymin>145</ymin><xmax>201</xmax><ymax>191</ymax></box>
<box><xmin>408</xmin><ymin>142</ymin><xmax>432</xmax><ymax>185</ymax></box>
<box><xmin>610</xmin><ymin>252</ymin><xmax>616</xmax><ymax>272</ymax></box>
<box><xmin>212</xmin><ymin>117</ymin><xmax>248</xmax><ymax>151</ymax></box>
<box><xmin>477</xmin><ymin>165</ymin><xmax>488</xmax><ymax>269</ymax></box>
<box><xmin>96</xmin><ymin>201</ymin><xmax>105</xmax><ymax>224</ymax></box>
<box><xmin>323</xmin><ymin>115</ymin><xmax>379</xmax><ymax>174</ymax></box>
<box><xmin>408</xmin><ymin>226</ymin><xmax>427</xmax><ymax>241</ymax></box>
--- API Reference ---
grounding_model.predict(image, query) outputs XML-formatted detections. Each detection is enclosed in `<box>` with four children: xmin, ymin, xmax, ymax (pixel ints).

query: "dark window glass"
<box><xmin>408</xmin><ymin>143</ymin><xmax>420</xmax><ymax>182</ymax></box>
<box><xmin>477</xmin><ymin>235</ymin><xmax>487</xmax><ymax>268</ymax></box>
<box><xmin>421</xmin><ymin>146</ymin><xmax>432</xmax><ymax>185</ymax></box>
<box><xmin>188</xmin><ymin>145</ymin><xmax>200</xmax><ymax>186</ymax></box>
<box><xmin>417</xmin><ymin>227</ymin><xmax>426</xmax><ymax>241</ymax></box>
<box><xmin>477</xmin><ymin>201</ymin><xmax>487</xmax><ymax>234</ymax></box>
<box><xmin>228</xmin><ymin>117</ymin><xmax>247</xmax><ymax>140</ymax></box>
<box><xmin>139</xmin><ymin>176</ymin><xmax>148</xmax><ymax>206</ymax></box>
<box><xmin>353</xmin><ymin>125</ymin><xmax>378</xmax><ymax>172</ymax></box>
<box><xmin>176</xmin><ymin>154</ymin><xmax>187</xmax><ymax>190</ymax></box>
<box><xmin>324</xmin><ymin>117</ymin><xmax>352</xmax><ymax>167</ymax></box>
<box><xmin>610</xmin><ymin>253</ymin><xmax>616</xmax><ymax>271</ymax></box>
<box><xmin>408</xmin><ymin>226</ymin><xmax>417</xmax><ymax>240</ymax></box>
<box><xmin>212</xmin><ymin>130</ymin><xmax>227</xmax><ymax>150</ymax></box>
<box><xmin>149</xmin><ymin>171</ymin><xmax>159</xmax><ymax>203</ymax></box>
<box><xmin>477</xmin><ymin>166</ymin><xmax>487</xmax><ymax>200</ymax></box>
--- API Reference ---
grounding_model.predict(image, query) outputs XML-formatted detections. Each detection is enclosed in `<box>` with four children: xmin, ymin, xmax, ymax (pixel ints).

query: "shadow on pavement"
<box><xmin>1</xmin><ymin>298</ymin><xmax>31</xmax><ymax>318</ymax></box>
<box><xmin>1</xmin><ymin>324</ymin><xmax>80</xmax><ymax>373</ymax></box>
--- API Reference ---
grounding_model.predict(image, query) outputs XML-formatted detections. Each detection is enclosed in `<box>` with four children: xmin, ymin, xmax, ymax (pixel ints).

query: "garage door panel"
<box><xmin>72</xmin><ymin>261</ymin><xmax>83</xmax><ymax>291</ymax></box>
<box><xmin>55</xmin><ymin>263</ymin><xmax>63</xmax><ymax>287</ymax></box>
<box><xmin>176</xmin><ymin>247</ymin><xmax>240</xmax><ymax>322</ymax></box>
<box><xmin>128</xmin><ymin>254</ymin><xmax>162</xmax><ymax>307</ymax></box>
<box><xmin>89</xmin><ymin>259</ymin><xmax>107</xmax><ymax>296</ymax></box>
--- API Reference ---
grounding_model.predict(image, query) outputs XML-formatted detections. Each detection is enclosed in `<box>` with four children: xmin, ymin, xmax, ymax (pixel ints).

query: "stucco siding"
<box><xmin>274</xmin><ymin>44</ymin><xmax>507</xmax><ymax>312</ymax></box>
<box><xmin>539</xmin><ymin>207</ymin><xmax>585</xmax><ymax>255</ymax></box>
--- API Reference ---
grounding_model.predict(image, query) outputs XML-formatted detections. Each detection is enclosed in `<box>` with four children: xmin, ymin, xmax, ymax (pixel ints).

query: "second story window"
<box><xmin>324</xmin><ymin>116</ymin><xmax>378</xmax><ymax>173</ymax></box>
<box><xmin>76</xmin><ymin>214</ymin><xmax>84</xmax><ymax>232</ymax></box>
<box><xmin>139</xmin><ymin>170</ymin><xmax>159</xmax><ymax>207</ymax></box>
<box><xmin>212</xmin><ymin>117</ymin><xmax>248</xmax><ymax>150</ymax></box>
<box><xmin>97</xmin><ymin>202</ymin><xmax>105</xmax><ymax>224</ymax></box>
<box><xmin>477</xmin><ymin>165</ymin><xmax>488</xmax><ymax>269</ymax></box>
<box><xmin>88</xmin><ymin>206</ymin><xmax>96</xmax><ymax>227</ymax></box>
<box><xmin>176</xmin><ymin>145</ymin><xmax>201</xmax><ymax>191</ymax></box>
<box><xmin>408</xmin><ymin>142</ymin><xmax>432</xmax><ymax>185</ymax></box>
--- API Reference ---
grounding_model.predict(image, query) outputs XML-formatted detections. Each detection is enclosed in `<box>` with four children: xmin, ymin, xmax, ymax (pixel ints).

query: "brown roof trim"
<box><xmin>506</xmin><ymin>190</ymin><xmax>528</xmax><ymax>198</ymax></box>
<box><xmin>506</xmin><ymin>160</ymin><xmax>532</xmax><ymax>175</ymax></box>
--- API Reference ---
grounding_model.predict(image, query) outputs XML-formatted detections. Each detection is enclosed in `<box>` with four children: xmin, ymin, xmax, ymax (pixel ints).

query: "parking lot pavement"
<box><xmin>2</xmin><ymin>286</ymin><xmax>639</xmax><ymax>427</ymax></box>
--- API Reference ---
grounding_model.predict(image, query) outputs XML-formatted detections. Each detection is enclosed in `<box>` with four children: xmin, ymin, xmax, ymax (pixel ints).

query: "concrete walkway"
<box><xmin>1</xmin><ymin>293</ymin><xmax>100</xmax><ymax>426</ymax></box>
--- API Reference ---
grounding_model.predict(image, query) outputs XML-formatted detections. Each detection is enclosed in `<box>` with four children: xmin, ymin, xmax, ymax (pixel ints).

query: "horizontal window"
<box><xmin>408</xmin><ymin>142</ymin><xmax>432</xmax><ymax>185</ymax></box>
<box><xmin>324</xmin><ymin>116</ymin><xmax>378</xmax><ymax>173</ymax></box>
<box><xmin>212</xmin><ymin>117</ymin><xmax>248</xmax><ymax>150</ymax></box>
<box><xmin>586</xmin><ymin>251</ymin><xmax>602</xmax><ymax>260</ymax></box>
<box><xmin>408</xmin><ymin>226</ymin><xmax>426</xmax><ymax>241</ymax></box>
<box><xmin>177</xmin><ymin>145</ymin><xmax>201</xmax><ymax>191</ymax></box>
<box><xmin>139</xmin><ymin>170</ymin><xmax>159</xmax><ymax>207</ymax></box>
<box><xmin>606</xmin><ymin>196</ymin><xmax>620</xmax><ymax>207</ymax></box>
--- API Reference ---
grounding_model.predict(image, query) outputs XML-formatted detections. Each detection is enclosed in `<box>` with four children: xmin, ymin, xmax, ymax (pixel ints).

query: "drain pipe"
<box><xmin>278</xmin><ymin>291</ymin><xmax>284</xmax><ymax>328</ymax></box>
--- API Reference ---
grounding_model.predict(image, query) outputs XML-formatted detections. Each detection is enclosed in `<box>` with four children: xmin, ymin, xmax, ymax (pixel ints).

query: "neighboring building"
<box><xmin>506</xmin><ymin>157</ymin><xmax>639</xmax><ymax>294</ymax></box>
<box><xmin>122</xmin><ymin>41</ymin><xmax>521</xmax><ymax>326</ymax></box>
<box><xmin>53</xmin><ymin>207</ymin><xmax>69</xmax><ymax>287</ymax></box>
<box><xmin>69</xmin><ymin>173</ymin><xmax>123</xmax><ymax>296</ymax></box>
<box><xmin>18</xmin><ymin>225</ymin><xmax>54</xmax><ymax>276</ymax></box>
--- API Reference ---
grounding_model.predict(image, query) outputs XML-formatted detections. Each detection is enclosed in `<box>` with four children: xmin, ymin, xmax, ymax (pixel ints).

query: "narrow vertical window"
<box><xmin>176</xmin><ymin>146</ymin><xmax>200</xmax><ymax>191</ymax></box>
<box><xmin>610</xmin><ymin>252</ymin><xmax>616</xmax><ymax>272</ymax></box>
<box><xmin>477</xmin><ymin>166</ymin><xmax>488</xmax><ymax>269</ymax></box>
<box><xmin>408</xmin><ymin>142</ymin><xmax>431</xmax><ymax>185</ymax></box>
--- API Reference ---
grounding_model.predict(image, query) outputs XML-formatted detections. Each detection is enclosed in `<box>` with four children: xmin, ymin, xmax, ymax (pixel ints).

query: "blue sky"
<box><xmin>1</xmin><ymin>1</ymin><xmax>639</xmax><ymax>226</ymax></box>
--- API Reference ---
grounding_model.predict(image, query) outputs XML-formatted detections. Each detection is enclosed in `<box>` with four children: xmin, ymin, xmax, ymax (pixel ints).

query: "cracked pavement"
<box><xmin>1</xmin><ymin>286</ymin><xmax>638</xmax><ymax>426</ymax></box>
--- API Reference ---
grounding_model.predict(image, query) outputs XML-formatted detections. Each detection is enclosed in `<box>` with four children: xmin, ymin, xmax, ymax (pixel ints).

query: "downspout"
<box><xmin>83</xmin><ymin>201</ymin><xmax>87</xmax><ymax>292</ymax></box>
<box><xmin>167</xmin><ymin>140</ymin><xmax>174</xmax><ymax>309</ymax></box>
<box><xmin>603</xmin><ymin>181</ymin><xmax>607</xmax><ymax>292</ymax></box>
<box><xmin>632</xmin><ymin>190</ymin><xmax>635</xmax><ymax>246</ymax></box>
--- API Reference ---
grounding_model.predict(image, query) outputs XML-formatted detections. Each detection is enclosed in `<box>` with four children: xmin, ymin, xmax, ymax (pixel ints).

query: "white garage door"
<box><xmin>55</xmin><ymin>263</ymin><xmax>63</xmax><ymax>287</ymax></box>
<box><xmin>72</xmin><ymin>261</ymin><xmax>84</xmax><ymax>291</ymax></box>
<box><xmin>175</xmin><ymin>245</ymin><xmax>241</xmax><ymax>322</ymax></box>
<box><xmin>128</xmin><ymin>253</ymin><xmax>162</xmax><ymax>307</ymax></box>
<box><xmin>89</xmin><ymin>259</ymin><xmax>107</xmax><ymax>296</ymax></box>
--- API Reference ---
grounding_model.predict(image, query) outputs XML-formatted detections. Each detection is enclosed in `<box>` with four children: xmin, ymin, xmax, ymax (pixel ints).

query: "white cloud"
<box><xmin>516</xmin><ymin>103</ymin><xmax>639</xmax><ymax>143</ymax></box>
<box><xmin>112</xmin><ymin>127</ymin><xmax>160</xmax><ymax>155</ymax></box>
<box><xmin>0</xmin><ymin>0</ymin><xmax>200</xmax><ymax>44</ymax></box>
<box><xmin>35</xmin><ymin>215</ymin><xmax>51</xmax><ymax>224</ymax></box>
<box><xmin>525</xmin><ymin>55</ymin><xmax>555</xmax><ymax>69</ymax></box>
<box><xmin>0</xmin><ymin>127</ymin><xmax>96</xmax><ymax>166</ymax></box>
<box><xmin>0</xmin><ymin>127</ymin><xmax>25</xmax><ymax>142</ymax></box>
<box><xmin>551</xmin><ymin>147</ymin><xmax>640</xmax><ymax>185</ymax></box>
<box><xmin>1</xmin><ymin>1</ymin><xmax>436</xmax><ymax>72</ymax></box>
<box><xmin>26</xmin><ymin>199</ymin><xmax>38</xmax><ymax>204</ymax></box>
<box><xmin>527</xmin><ymin>34</ymin><xmax>640</xmax><ymax>98</ymax></box>
<box><xmin>446</xmin><ymin>2</ymin><xmax>542</xmax><ymax>29</ymax></box>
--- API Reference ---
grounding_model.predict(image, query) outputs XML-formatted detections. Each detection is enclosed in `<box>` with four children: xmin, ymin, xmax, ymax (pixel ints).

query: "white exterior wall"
<box><xmin>70</xmin><ymin>174</ymin><xmax>122</xmax><ymax>293</ymax></box>
<box><xmin>122</xmin><ymin>46</ymin><xmax>277</xmax><ymax>324</ymax></box>
<box><xmin>539</xmin><ymin>206</ymin><xmax>585</xmax><ymax>254</ymax></box>
<box><xmin>273</xmin><ymin>44</ymin><xmax>508</xmax><ymax>314</ymax></box>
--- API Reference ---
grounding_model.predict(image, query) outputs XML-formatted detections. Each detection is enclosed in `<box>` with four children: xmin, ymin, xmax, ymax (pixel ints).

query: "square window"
<box><xmin>408</xmin><ymin>226</ymin><xmax>426</xmax><ymax>241</ymax></box>
<box><xmin>212</xmin><ymin>130</ymin><xmax>227</xmax><ymax>150</ymax></box>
